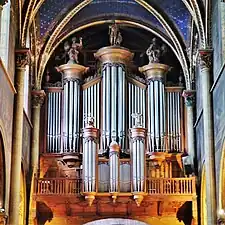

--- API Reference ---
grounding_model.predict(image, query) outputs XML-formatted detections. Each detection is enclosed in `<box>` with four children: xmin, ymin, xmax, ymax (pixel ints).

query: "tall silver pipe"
<box><xmin>64</xmin><ymin>82</ymin><xmax>68</xmax><ymax>150</ymax></box>
<box><xmin>96</xmin><ymin>82</ymin><xmax>100</xmax><ymax>129</ymax></box>
<box><xmin>52</xmin><ymin>92</ymin><xmax>56</xmax><ymax>152</ymax></box>
<box><xmin>102</xmin><ymin>70</ymin><xmax>106</xmax><ymax>151</ymax></box>
<box><xmin>147</xmin><ymin>85</ymin><xmax>151</xmax><ymax>153</ymax></box>
<box><xmin>118</xmin><ymin>66</ymin><xmax>123</xmax><ymax>149</ymax></box>
<box><xmin>58</xmin><ymin>92</ymin><xmax>61</xmax><ymax>151</ymax></box>
<box><xmin>122</xmin><ymin>71</ymin><xmax>126</xmax><ymax>151</ymax></box>
<box><xmin>106</xmin><ymin>66</ymin><xmax>111</xmax><ymax>147</ymax></box>
<box><xmin>129</xmin><ymin>114</ymin><xmax>146</xmax><ymax>193</ymax></box>
<box><xmin>55</xmin><ymin>92</ymin><xmax>58</xmax><ymax>151</ymax></box>
<box><xmin>111</xmin><ymin>65</ymin><xmax>117</xmax><ymax>141</ymax></box>
<box><xmin>177</xmin><ymin>92</ymin><xmax>181</xmax><ymax>151</ymax></box>
<box><xmin>150</xmin><ymin>82</ymin><xmax>155</xmax><ymax>151</ymax></box>
<box><xmin>47</xmin><ymin>93</ymin><xmax>51</xmax><ymax>152</ymax></box>
<box><xmin>128</xmin><ymin>82</ymin><xmax>132</xmax><ymax>129</ymax></box>
<box><xmin>109</xmin><ymin>141</ymin><xmax>120</xmax><ymax>193</ymax></box>
<box><xmin>88</xmin><ymin>140</ymin><xmax>92</xmax><ymax>191</ymax></box>
<box><xmin>154</xmin><ymin>81</ymin><xmax>159</xmax><ymax>150</ymax></box>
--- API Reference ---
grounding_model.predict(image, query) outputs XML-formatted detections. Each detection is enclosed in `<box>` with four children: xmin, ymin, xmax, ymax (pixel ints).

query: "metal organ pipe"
<box><xmin>129</xmin><ymin>114</ymin><xmax>146</xmax><ymax>206</ymax></box>
<box><xmin>166</xmin><ymin>89</ymin><xmax>182</xmax><ymax>152</ymax></box>
<box><xmin>109</xmin><ymin>141</ymin><xmax>120</xmax><ymax>193</ymax></box>
<box><xmin>94</xmin><ymin>47</ymin><xmax>134</xmax><ymax>153</ymax></box>
<box><xmin>59</xmin><ymin>64</ymin><xmax>88</xmax><ymax>153</ymax></box>
<box><xmin>82</xmin><ymin>117</ymin><xmax>99</xmax><ymax>206</ymax></box>
<box><xmin>139</xmin><ymin>64</ymin><xmax>169</xmax><ymax>153</ymax></box>
<box><xmin>46</xmin><ymin>91</ymin><xmax>62</xmax><ymax>153</ymax></box>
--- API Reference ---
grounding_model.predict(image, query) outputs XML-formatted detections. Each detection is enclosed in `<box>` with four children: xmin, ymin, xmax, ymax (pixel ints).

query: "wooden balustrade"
<box><xmin>35</xmin><ymin>178</ymin><xmax>82</xmax><ymax>195</ymax></box>
<box><xmin>146</xmin><ymin>177</ymin><xmax>196</xmax><ymax>195</ymax></box>
<box><xmin>34</xmin><ymin>177</ymin><xmax>195</xmax><ymax>196</ymax></box>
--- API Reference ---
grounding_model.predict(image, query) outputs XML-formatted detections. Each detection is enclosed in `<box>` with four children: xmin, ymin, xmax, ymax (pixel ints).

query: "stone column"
<box><xmin>31</xmin><ymin>90</ymin><xmax>46</xmax><ymax>171</ymax></box>
<box><xmin>182</xmin><ymin>90</ymin><xmax>195</xmax><ymax>168</ymax></box>
<box><xmin>198</xmin><ymin>49</ymin><xmax>217</xmax><ymax>225</ymax></box>
<box><xmin>9</xmin><ymin>49</ymin><xmax>30</xmax><ymax>225</ymax></box>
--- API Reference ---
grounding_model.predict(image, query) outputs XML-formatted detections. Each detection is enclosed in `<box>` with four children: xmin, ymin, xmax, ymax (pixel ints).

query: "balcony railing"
<box><xmin>146</xmin><ymin>177</ymin><xmax>196</xmax><ymax>195</ymax></box>
<box><xmin>35</xmin><ymin>178</ymin><xmax>82</xmax><ymax>195</ymax></box>
<box><xmin>34</xmin><ymin>177</ymin><xmax>196</xmax><ymax>196</ymax></box>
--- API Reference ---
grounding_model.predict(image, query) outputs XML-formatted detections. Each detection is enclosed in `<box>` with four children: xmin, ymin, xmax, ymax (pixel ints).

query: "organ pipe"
<box><xmin>82</xmin><ymin>116</ymin><xmax>99</xmax><ymax>206</ymax></box>
<box><xmin>94</xmin><ymin>46</ymin><xmax>134</xmax><ymax>153</ymax></box>
<box><xmin>109</xmin><ymin>141</ymin><xmax>120</xmax><ymax>197</ymax></box>
<box><xmin>46</xmin><ymin>90</ymin><xmax>62</xmax><ymax>153</ymax></box>
<box><xmin>166</xmin><ymin>89</ymin><xmax>182</xmax><ymax>152</ymax></box>
<box><xmin>59</xmin><ymin>64</ymin><xmax>88</xmax><ymax>153</ymax></box>
<box><xmin>139</xmin><ymin>64</ymin><xmax>169</xmax><ymax>153</ymax></box>
<box><xmin>129</xmin><ymin>113</ymin><xmax>146</xmax><ymax>206</ymax></box>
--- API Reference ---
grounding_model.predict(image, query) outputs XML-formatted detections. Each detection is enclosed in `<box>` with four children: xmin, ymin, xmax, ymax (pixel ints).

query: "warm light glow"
<box><xmin>218</xmin><ymin>209</ymin><xmax>225</xmax><ymax>218</ymax></box>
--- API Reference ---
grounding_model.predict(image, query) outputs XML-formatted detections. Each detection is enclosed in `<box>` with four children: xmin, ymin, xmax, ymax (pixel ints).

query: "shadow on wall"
<box><xmin>36</xmin><ymin>201</ymin><xmax>53</xmax><ymax>225</ymax></box>
<box><xmin>176</xmin><ymin>201</ymin><xmax>192</xmax><ymax>225</ymax></box>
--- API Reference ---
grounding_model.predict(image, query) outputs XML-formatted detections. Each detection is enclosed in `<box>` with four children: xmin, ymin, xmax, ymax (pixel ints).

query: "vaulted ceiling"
<box><xmin>19</xmin><ymin>0</ymin><xmax>208</xmax><ymax>89</ymax></box>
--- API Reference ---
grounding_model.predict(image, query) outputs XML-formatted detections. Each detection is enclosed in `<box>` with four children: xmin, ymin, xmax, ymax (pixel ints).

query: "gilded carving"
<box><xmin>15</xmin><ymin>49</ymin><xmax>30</xmax><ymax>68</ymax></box>
<box><xmin>182</xmin><ymin>90</ymin><xmax>195</xmax><ymax>107</ymax></box>
<box><xmin>31</xmin><ymin>90</ymin><xmax>46</xmax><ymax>108</ymax></box>
<box><xmin>198</xmin><ymin>49</ymin><xmax>213</xmax><ymax>71</ymax></box>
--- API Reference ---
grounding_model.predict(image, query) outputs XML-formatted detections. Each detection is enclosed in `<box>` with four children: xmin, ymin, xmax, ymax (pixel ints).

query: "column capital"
<box><xmin>0</xmin><ymin>0</ymin><xmax>8</xmax><ymax>7</ymax></box>
<box><xmin>182</xmin><ymin>90</ymin><xmax>196</xmax><ymax>107</ymax></box>
<box><xmin>198</xmin><ymin>49</ymin><xmax>213</xmax><ymax>71</ymax></box>
<box><xmin>15</xmin><ymin>48</ymin><xmax>30</xmax><ymax>69</ymax></box>
<box><xmin>31</xmin><ymin>90</ymin><xmax>46</xmax><ymax>108</ymax></box>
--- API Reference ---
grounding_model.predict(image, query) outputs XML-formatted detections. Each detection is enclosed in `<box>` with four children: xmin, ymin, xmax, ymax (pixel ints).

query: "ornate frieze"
<box><xmin>198</xmin><ymin>49</ymin><xmax>213</xmax><ymax>71</ymax></box>
<box><xmin>15</xmin><ymin>49</ymin><xmax>30</xmax><ymax>69</ymax></box>
<box><xmin>31</xmin><ymin>90</ymin><xmax>46</xmax><ymax>108</ymax></box>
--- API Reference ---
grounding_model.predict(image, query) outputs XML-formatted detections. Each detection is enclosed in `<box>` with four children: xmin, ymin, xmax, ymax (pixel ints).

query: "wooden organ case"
<box><xmin>35</xmin><ymin>44</ymin><xmax>197</xmax><ymax>225</ymax></box>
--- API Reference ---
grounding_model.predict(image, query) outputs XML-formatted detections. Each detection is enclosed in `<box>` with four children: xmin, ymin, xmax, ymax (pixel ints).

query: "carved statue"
<box><xmin>131</xmin><ymin>113</ymin><xmax>143</xmax><ymax>128</ymax></box>
<box><xmin>64</xmin><ymin>37</ymin><xmax>83</xmax><ymax>64</ymax></box>
<box><xmin>146</xmin><ymin>38</ymin><xmax>167</xmax><ymax>64</ymax></box>
<box><xmin>109</xmin><ymin>23</ymin><xmax>122</xmax><ymax>46</ymax></box>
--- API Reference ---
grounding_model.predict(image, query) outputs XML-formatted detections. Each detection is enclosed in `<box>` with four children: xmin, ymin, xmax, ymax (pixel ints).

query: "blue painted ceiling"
<box><xmin>39</xmin><ymin>0</ymin><xmax>191</xmax><ymax>41</ymax></box>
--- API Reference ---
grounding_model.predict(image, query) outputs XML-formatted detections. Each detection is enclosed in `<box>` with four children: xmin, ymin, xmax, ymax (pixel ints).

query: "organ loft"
<box><xmin>32</xmin><ymin>23</ymin><xmax>197</xmax><ymax>225</ymax></box>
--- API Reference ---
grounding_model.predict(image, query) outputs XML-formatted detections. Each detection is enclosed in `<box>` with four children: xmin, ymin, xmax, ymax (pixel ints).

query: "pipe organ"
<box><xmin>43</xmin><ymin>45</ymin><xmax>185</xmax><ymax>206</ymax></box>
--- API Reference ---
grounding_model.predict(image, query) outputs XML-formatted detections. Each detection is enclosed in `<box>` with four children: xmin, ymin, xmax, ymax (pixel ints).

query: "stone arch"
<box><xmin>0</xmin><ymin>133</ymin><xmax>5</xmax><ymax>209</ymax></box>
<box><xmin>219</xmin><ymin>141</ymin><xmax>225</xmax><ymax>210</ymax></box>
<box><xmin>200</xmin><ymin>165</ymin><xmax>207</xmax><ymax>225</ymax></box>
<box><xmin>84</xmin><ymin>218</ymin><xmax>149</xmax><ymax>225</ymax></box>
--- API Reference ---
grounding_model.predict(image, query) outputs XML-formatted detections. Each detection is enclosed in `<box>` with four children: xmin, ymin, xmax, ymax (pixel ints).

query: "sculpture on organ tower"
<box><xmin>146</xmin><ymin>38</ymin><xmax>167</xmax><ymax>64</ymax></box>
<box><xmin>64</xmin><ymin>37</ymin><xmax>83</xmax><ymax>64</ymax></box>
<box><xmin>131</xmin><ymin>113</ymin><xmax>143</xmax><ymax>128</ymax></box>
<box><xmin>109</xmin><ymin>23</ymin><xmax>123</xmax><ymax>46</ymax></box>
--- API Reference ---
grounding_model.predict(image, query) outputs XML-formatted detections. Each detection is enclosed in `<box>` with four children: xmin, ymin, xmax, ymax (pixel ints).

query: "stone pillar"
<box><xmin>182</xmin><ymin>90</ymin><xmax>195</xmax><ymax>168</ymax></box>
<box><xmin>9</xmin><ymin>49</ymin><xmax>30</xmax><ymax>225</ymax></box>
<box><xmin>31</xmin><ymin>90</ymin><xmax>46</xmax><ymax>171</ymax></box>
<box><xmin>198</xmin><ymin>49</ymin><xmax>217</xmax><ymax>225</ymax></box>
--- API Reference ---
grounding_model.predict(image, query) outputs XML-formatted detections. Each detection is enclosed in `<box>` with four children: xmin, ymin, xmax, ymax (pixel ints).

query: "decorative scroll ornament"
<box><xmin>109</xmin><ymin>23</ymin><xmax>122</xmax><ymax>46</ymax></box>
<box><xmin>146</xmin><ymin>38</ymin><xmax>167</xmax><ymax>64</ymax></box>
<box><xmin>15</xmin><ymin>49</ymin><xmax>30</xmax><ymax>68</ymax></box>
<box><xmin>182</xmin><ymin>90</ymin><xmax>195</xmax><ymax>107</ymax></box>
<box><xmin>198</xmin><ymin>49</ymin><xmax>213</xmax><ymax>71</ymax></box>
<box><xmin>64</xmin><ymin>37</ymin><xmax>83</xmax><ymax>64</ymax></box>
<box><xmin>31</xmin><ymin>90</ymin><xmax>46</xmax><ymax>108</ymax></box>
<box><xmin>131</xmin><ymin>113</ymin><xmax>143</xmax><ymax>128</ymax></box>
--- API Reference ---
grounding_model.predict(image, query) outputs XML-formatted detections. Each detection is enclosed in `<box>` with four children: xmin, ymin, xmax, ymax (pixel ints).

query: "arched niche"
<box><xmin>200</xmin><ymin>165</ymin><xmax>207</xmax><ymax>225</ymax></box>
<box><xmin>84</xmin><ymin>218</ymin><xmax>149</xmax><ymax>225</ymax></box>
<box><xmin>219</xmin><ymin>141</ymin><xmax>225</xmax><ymax>210</ymax></box>
<box><xmin>0</xmin><ymin>134</ymin><xmax>5</xmax><ymax>209</ymax></box>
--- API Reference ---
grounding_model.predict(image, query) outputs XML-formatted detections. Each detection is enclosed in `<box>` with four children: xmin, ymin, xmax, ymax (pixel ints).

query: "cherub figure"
<box><xmin>64</xmin><ymin>37</ymin><xmax>83</xmax><ymax>64</ymax></box>
<box><xmin>109</xmin><ymin>23</ymin><xmax>122</xmax><ymax>46</ymax></box>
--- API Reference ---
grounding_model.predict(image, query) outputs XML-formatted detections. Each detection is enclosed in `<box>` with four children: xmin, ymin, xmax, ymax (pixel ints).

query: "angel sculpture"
<box><xmin>109</xmin><ymin>23</ymin><xmax>122</xmax><ymax>46</ymax></box>
<box><xmin>64</xmin><ymin>37</ymin><xmax>83</xmax><ymax>64</ymax></box>
<box><xmin>146</xmin><ymin>38</ymin><xmax>167</xmax><ymax>64</ymax></box>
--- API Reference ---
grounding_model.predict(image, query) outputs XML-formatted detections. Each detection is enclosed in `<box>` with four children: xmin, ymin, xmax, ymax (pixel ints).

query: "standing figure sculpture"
<box><xmin>146</xmin><ymin>38</ymin><xmax>167</xmax><ymax>64</ymax></box>
<box><xmin>64</xmin><ymin>37</ymin><xmax>83</xmax><ymax>64</ymax></box>
<box><xmin>109</xmin><ymin>23</ymin><xmax>122</xmax><ymax>46</ymax></box>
